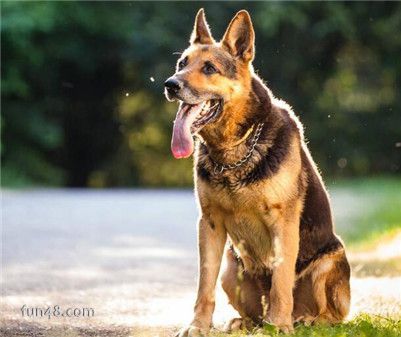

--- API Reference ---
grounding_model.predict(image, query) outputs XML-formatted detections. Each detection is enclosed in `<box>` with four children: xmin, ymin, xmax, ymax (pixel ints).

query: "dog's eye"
<box><xmin>202</xmin><ymin>62</ymin><xmax>218</xmax><ymax>75</ymax></box>
<box><xmin>178</xmin><ymin>57</ymin><xmax>188</xmax><ymax>71</ymax></box>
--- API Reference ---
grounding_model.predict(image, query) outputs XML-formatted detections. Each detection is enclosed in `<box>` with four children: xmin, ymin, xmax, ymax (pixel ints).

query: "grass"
<box><xmin>210</xmin><ymin>315</ymin><xmax>401</xmax><ymax>337</ymax></box>
<box><xmin>329</xmin><ymin>176</ymin><xmax>401</xmax><ymax>250</ymax></box>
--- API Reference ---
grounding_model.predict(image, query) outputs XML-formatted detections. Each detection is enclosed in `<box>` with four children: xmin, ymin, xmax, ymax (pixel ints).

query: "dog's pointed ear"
<box><xmin>221</xmin><ymin>10</ymin><xmax>255</xmax><ymax>62</ymax></box>
<box><xmin>190</xmin><ymin>9</ymin><xmax>214</xmax><ymax>45</ymax></box>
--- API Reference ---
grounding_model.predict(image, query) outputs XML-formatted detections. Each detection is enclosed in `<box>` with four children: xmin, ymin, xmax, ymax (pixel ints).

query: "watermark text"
<box><xmin>20</xmin><ymin>305</ymin><xmax>95</xmax><ymax>319</ymax></box>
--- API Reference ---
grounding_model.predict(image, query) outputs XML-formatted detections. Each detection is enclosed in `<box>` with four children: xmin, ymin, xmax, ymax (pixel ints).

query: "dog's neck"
<box><xmin>198</xmin><ymin>76</ymin><xmax>271</xmax><ymax>164</ymax></box>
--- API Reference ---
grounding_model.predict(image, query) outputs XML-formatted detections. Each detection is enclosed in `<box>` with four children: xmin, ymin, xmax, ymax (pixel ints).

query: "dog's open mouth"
<box><xmin>171</xmin><ymin>99</ymin><xmax>222</xmax><ymax>159</ymax></box>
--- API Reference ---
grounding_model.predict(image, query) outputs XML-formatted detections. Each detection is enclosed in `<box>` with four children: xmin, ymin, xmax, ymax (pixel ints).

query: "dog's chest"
<box><xmin>204</xmin><ymin>187</ymin><xmax>280</xmax><ymax>273</ymax></box>
<box><xmin>225</xmin><ymin>211</ymin><xmax>273</xmax><ymax>273</ymax></box>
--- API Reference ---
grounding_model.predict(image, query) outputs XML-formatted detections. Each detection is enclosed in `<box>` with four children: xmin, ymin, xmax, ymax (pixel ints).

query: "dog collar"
<box><xmin>231</xmin><ymin>124</ymin><xmax>255</xmax><ymax>147</ymax></box>
<box><xmin>207</xmin><ymin>122</ymin><xmax>264</xmax><ymax>174</ymax></box>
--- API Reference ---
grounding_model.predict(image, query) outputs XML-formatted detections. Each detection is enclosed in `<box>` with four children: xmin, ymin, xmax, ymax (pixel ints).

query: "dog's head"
<box><xmin>165</xmin><ymin>9</ymin><xmax>256</xmax><ymax>158</ymax></box>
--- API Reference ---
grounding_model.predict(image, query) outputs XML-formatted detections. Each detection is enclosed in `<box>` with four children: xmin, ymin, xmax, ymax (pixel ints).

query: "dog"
<box><xmin>164</xmin><ymin>9</ymin><xmax>351</xmax><ymax>336</ymax></box>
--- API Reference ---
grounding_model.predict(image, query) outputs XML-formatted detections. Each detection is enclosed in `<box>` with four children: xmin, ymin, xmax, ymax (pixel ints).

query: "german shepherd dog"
<box><xmin>164</xmin><ymin>9</ymin><xmax>351</xmax><ymax>336</ymax></box>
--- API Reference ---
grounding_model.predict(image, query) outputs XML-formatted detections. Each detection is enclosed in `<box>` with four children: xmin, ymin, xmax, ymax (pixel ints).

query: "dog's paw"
<box><xmin>276</xmin><ymin>323</ymin><xmax>294</xmax><ymax>334</ymax></box>
<box><xmin>224</xmin><ymin>317</ymin><xmax>254</xmax><ymax>333</ymax></box>
<box><xmin>264</xmin><ymin>318</ymin><xmax>294</xmax><ymax>334</ymax></box>
<box><xmin>224</xmin><ymin>318</ymin><xmax>244</xmax><ymax>333</ymax></box>
<box><xmin>296</xmin><ymin>314</ymin><xmax>315</xmax><ymax>326</ymax></box>
<box><xmin>175</xmin><ymin>325</ymin><xmax>208</xmax><ymax>337</ymax></box>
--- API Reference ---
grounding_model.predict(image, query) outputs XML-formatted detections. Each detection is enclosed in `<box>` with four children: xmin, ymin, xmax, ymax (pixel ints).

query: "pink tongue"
<box><xmin>171</xmin><ymin>103</ymin><xmax>203</xmax><ymax>159</ymax></box>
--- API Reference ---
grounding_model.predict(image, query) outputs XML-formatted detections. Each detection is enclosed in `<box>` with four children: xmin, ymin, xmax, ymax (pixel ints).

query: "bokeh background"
<box><xmin>2</xmin><ymin>3</ymin><xmax>401</xmax><ymax>337</ymax></box>
<box><xmin>2</xmin><ymin>1</ymin><xmax>400</xmax><ymax>188</ymax></box>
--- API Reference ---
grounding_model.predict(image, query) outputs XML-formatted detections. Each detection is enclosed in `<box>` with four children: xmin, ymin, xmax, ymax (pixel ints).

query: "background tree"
<box><xmin>1</xmin><ymin>1</ymin><xmax>400</xmax><ymax>187</ymax></box>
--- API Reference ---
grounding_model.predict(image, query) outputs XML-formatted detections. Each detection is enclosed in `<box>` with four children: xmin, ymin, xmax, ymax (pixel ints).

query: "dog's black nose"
<box><xmin>164</xmin><ymin>78</ymin><xmax>181</xmax><ymax>94</ymax></box>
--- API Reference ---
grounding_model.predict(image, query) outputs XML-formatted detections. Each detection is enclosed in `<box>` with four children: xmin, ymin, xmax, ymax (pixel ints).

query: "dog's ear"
<box><xmin>221</xmin><ymin>10</ymin><xmax>255</xmax><ymax>62</ymax></box>
<box><xmin>190</xmin><ymin>9</ymin><xmax>214</xmax><ymax>45</ymax></box>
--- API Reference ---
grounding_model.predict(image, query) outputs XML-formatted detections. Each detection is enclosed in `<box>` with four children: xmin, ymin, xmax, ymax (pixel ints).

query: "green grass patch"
<box><xmin>330</xmin><ymin>176</ymin><xmax>401</xmax><ymax>249</ymax></box>
<box><xmin>211</xmin><ymin>315</ymin><xmax>401</xmax><ymax>337</ymax></box>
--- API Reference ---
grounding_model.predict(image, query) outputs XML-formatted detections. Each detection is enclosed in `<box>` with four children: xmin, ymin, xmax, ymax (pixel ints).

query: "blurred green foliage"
<box><xmin>331</xmin><ymin>177</ymin><xmax>401</xmax><ymax>248</ymax></box>
<box><xmin>1</xmin><ymin>2</ymin><xmax>400</xmax><ymax>187</ymax></box>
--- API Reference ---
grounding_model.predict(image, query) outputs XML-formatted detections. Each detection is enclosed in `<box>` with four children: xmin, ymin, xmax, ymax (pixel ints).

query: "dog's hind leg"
<box><xmin>221</xmin><ymin>248</ymin><xmax>270</xmax><ymax>332</ymax></box>
<box><xmin>294</xmin><ymin>250</ymin><xmax>351</xmax><ymax>325</ymax></box>
<box><xmin>292</xmin><ymin>273</ymin><xmax>317</xmax><ymax>324</ymax></box>
<box><xmin>321</xmin><ymin>251</ymin><xmax>351</xmax><ymax>323</ymax></box>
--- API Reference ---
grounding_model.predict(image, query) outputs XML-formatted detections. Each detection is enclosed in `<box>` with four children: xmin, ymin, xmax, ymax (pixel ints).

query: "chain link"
<box><xmin>212</xmin><ymin>123</ymin><xmax>264</xmax><ymax>174</ymax></box>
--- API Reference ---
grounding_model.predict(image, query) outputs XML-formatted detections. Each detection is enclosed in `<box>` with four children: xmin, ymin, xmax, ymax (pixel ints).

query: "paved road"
<box><xmin>1</xmin><ymin>189</ymin><xmax>400</xmax><ymax>336</ymax></box>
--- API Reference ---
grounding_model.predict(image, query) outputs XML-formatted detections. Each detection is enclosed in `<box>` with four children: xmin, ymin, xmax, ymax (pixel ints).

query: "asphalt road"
<box><xmin>1</xmin><ymin>189</ymin><xmax>400</xmax><ymax>337</ymax></box>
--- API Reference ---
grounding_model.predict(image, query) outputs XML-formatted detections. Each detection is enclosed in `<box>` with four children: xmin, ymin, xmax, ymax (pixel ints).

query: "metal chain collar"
<box><xmin>210</xmin><ymin>122</ymin><xmax>264</xmax><ymax>174</ymax></box>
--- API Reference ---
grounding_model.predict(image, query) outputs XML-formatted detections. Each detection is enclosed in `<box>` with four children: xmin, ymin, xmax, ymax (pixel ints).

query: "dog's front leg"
<box><xmin>177</xmin><ymin>217</ymin><xmax>227</xmax><ymax>337</ymax></box>
<box><xmin>267</xmin><ymin>209</ymin><xmax>300</xmax><ymax>333</ymax></box>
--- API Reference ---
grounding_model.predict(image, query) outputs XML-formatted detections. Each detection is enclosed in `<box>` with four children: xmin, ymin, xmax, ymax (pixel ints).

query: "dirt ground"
<box><xmin>1</xmin><ymin>190</ymin><xmax>400</xmax><ymax>337</ymax></box>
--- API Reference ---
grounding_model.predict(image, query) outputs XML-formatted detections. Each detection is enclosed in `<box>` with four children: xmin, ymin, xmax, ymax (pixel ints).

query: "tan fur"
<box><xmin>174</xmin><ymin>9</ymin><xmax>350</xmax><ymax>337</ymax></box>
